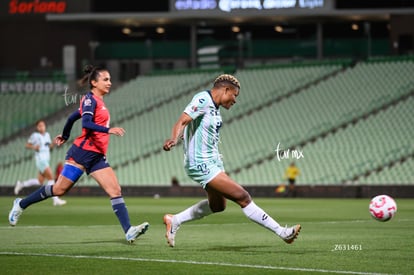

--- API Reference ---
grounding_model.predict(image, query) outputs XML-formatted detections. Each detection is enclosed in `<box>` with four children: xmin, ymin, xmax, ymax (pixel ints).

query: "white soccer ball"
<box><xmin>369</xmin><ymin>195</ymin><xmax>397</xmax><ymax>222</ymax></box>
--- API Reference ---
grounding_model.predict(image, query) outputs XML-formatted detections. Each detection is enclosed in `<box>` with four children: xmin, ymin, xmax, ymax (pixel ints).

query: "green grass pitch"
<box><xmin>1</xmin><ymin>196</ymin><xmax>413</xmax><ymax>275</ymax></box>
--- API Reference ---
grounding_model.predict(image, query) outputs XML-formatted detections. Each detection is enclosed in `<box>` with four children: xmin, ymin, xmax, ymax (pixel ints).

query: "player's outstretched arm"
<box><xmin>163</xmin><ymin>112</ymin><xmax>192</xmax><ymax>151</ymax></box>
<box><xmin>60</xmin><ymin>109</ymin><xmax>82</xmax><ymax>141</ymax></box>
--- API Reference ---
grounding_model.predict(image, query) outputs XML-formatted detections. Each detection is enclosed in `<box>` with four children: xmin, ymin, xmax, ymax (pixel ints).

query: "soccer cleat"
<box><xmin>280</xmin><ymin>224</ymin><xmax>301</xmax><ymax>244</ymax></box>
<box><xmin>53</xmin><ymin>198</ymin><xmax>67</xmax><ymax>206</ymax></box>
<box><xmin>8</xmin><ymin>198</ymin><xmax>23</xmax><ymax>226</ymax></box>
<box><xmin>163</xmin><ymin>214</ymin><xmax>180</xmax><ymax>247</ymax></box>
<box><xmin>125</xmin><ymin>222</ymin><xmax>150</xmax><ymax>244</ymax></box>
<box><xmin>14</xmin><ymin>181</ymin><xmax>23</xmax><ymax>195</ymax></box>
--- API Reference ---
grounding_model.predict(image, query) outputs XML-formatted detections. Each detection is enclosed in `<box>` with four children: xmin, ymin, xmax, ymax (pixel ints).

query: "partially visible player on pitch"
<box><xmin>9</xmin><ymin>65</ymin><xmax>149</xmax><ymax>243</ymax></box>
<box><xmin>14</xmin><ymin>120</ymin><xmax>66</xmax><ymax>206</ymax></box>
<box><xmin>162</xmin><ymin>74</ymin><xmax>301</xmax><ymax>247</ymax></box>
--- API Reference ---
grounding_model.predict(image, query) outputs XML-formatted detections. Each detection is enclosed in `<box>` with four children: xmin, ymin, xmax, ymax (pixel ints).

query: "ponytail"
<box><xmin>78</xmin><ymin>65</ymin><xmax>107</xmax><ymax>89</ymax></box>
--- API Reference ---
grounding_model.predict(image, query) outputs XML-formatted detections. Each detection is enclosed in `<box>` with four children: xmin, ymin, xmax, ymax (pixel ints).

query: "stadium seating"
<box><xmin>1</xmin><ymin>57</ymin><xmax>413</xmax><ymax>186</ymax></box>
<box><xmin>224</xmin><ymin>62</ymin><xmax>343</xmax><ymax>119</ymax></box>
<box><xmin>106</xmin><ymin>70</ymin><xmax>222</xmax><ymax>123</ymax></box>
<box><xmin>298</xmin><ymin>96</ymin><xmax>414</xmax><ymax>184</ymax></box>
<box><xmin>230</xmin><ymin>58</ymin><xmax>414</xmax><ymax>185</ymax></box>
<box><xmin>0</xmin><ymin>93</ymin><xmax>66</xmax><ymax>140</ymax></box>
<box><xmin>0</xmin><ymin>71</ymin><xmax>220</xmax><ymax>185</ymax></box>
<box><xmin>106</xmin><ymin>63</ymin><xmax>346</xmax><ymax>185</ymax></box>
<box><xmin>358</xmin><ymin>157</ymin><xmax>414</xmax><ymax>184</ymax></box>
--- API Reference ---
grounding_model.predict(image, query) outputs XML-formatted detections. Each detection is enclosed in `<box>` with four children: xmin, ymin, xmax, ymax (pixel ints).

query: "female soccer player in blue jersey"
<box><xmin>14</xmin><ymin>120</ymin><xmax>67</xmax><ymax>206</ymax></box>
<box><xmin>163</xmin><ymin>74</ymin><xmax>301</xmax><ymax>247</ymax></box>
<box><xmin>9</xmin><ymin>65</ymin><xmax>149</xmax><ymax>243</ymax></box>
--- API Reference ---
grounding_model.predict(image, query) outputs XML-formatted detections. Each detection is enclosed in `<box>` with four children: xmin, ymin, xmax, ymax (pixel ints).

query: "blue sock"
<box><xmin>19</xmin><ymin>185</ymin><xmax>53</xmax><ymax>209</ymax></box>
<box><xmin>111</xmin><ymin>197</ymin><xmax>131</xmax><ymax>233</ymax></box>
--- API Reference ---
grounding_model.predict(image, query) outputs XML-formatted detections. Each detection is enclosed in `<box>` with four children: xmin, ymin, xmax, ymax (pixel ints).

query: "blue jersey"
<box><xmin>183</xmin><ymin>91</ymin><xmax>223</xmax><ymax>167</ymax></box>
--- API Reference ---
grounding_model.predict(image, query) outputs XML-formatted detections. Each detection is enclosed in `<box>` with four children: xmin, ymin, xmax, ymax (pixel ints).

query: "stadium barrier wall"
<box><xmin>1</xmin><ymin>185</ymin><xmax>413</xmax><ymax>198</ymax></box>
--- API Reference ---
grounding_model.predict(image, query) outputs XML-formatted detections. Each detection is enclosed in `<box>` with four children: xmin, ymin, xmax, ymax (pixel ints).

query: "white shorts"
<box><xmin>35</xmin><ymin>158</ymin><xmax>50</xmax><ymax>174</ymax></box>
<box><xmin>185</xmin><ymin>159</ymin><xmax>224</xmax><ymax>189</ymax></box>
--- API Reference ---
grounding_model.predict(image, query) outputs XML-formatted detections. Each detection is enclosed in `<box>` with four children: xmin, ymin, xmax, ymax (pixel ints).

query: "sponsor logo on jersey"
<box><xmin>84</xmin><ymin>98</ymin><xmax>92</xmax><ymax>107</ymax></box>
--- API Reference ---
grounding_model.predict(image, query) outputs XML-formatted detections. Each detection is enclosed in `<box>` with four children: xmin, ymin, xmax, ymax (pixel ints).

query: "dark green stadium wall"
<box><xmin>95</xmin><ymin>38</ymin><xmax>390</xmax><ymax>60</ymax></box>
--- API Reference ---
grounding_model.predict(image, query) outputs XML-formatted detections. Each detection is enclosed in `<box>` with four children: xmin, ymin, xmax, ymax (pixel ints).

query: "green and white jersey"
<box><xmin>183</xmin><ymin>90</ymin><xmax>223</xmax><ymax>167</ymax></box>
<box><xmin>28</xmin><ymin>132</ymin><xmax>51</xmax><ymax>162</ymax></box>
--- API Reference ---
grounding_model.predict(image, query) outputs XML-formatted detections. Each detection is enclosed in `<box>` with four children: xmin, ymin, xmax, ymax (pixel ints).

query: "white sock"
<box><xmin>22</xmin><ymin>178</ymin><xmax>41</xmax><ymax>188</ymax></box>
<box><xmin>46</xmin><ymin>180</ymin><xmax>61</xmax><ymax>202</ymax></box>
<box><xmin>242</xmin><ymin>201</ymin><xmax>283</xmax><ymax>236</ymax></box>
<box><xmin>174</xmin><ymin>199</ymin><xmax>213</xmax><ymax>225</ymax></box>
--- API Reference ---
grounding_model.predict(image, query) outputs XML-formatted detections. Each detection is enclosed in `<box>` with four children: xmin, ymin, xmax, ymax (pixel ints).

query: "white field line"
<box><xmin>0</xmin><ymin>218</ymin><xmax>412</xmax><ymax>230</ymax></box>
<box><xmin>0</xmin><ymin>251</ymin><xmax>398</xmax><ymax>275</ymax></box>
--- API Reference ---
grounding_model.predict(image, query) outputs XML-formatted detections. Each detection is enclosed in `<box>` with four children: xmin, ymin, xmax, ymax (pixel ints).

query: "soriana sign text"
<box><xmin>9</xmin><ymin>0</ymin><xmax>67</xmax><ymax>14</ymax></box>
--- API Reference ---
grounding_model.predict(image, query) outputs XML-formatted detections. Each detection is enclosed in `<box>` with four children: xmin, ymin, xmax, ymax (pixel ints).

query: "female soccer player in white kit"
<box><xmin>14</xmin><ymin>120</ymin><xmax>66</xmax><ymax>206</ymax></box>
<box><xmin>163</xmin><ymin>74</ymin><xmax>301</xmax><ymax>247</ymax></box>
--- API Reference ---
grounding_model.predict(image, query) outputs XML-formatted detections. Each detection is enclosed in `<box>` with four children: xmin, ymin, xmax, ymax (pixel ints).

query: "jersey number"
<box><xmin>197</xmin><ymin>163</ymin><xmax>210</xmax><ymax>175</ymax></box>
